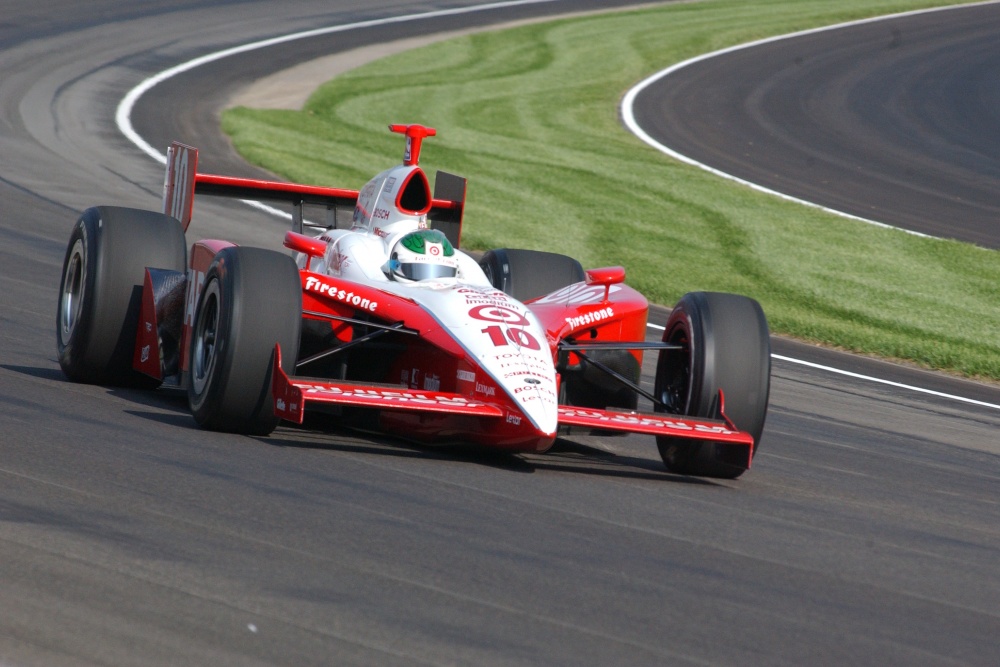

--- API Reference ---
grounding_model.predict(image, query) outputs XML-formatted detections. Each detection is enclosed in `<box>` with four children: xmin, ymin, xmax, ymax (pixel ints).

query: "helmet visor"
<box><xmin>395</xmin><ymin>261</ymin><xmax>457</xmax><ymax>281</ymax></box>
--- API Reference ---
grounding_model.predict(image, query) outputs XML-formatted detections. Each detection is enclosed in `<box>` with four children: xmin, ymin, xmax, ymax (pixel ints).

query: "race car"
<box><xmin>56</xmin><ymin>124</ymin><xmax>771</xmax><ymax>479</ymax></box>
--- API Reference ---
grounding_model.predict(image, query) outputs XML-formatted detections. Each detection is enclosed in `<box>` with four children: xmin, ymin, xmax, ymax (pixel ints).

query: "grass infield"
<box><xmin>221</xmin><ymin>0</ymin><xmax>1000</xmax><ymax>382</ymax></box>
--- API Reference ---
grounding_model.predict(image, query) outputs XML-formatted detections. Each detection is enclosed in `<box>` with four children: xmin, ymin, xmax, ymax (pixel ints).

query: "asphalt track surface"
<box><xmin>629</xmin><ymin>1</ymin><xmax>1000</xmax><ymax>248</ymax></box>
<box><xmin>1</xmin><ymin>2</ymin><xmax>999</xmax><ymax>665</ymax></box>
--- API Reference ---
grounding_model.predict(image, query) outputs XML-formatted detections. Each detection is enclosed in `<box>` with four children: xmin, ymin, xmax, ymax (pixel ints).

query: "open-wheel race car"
<box><xmin>56</xmin><ymin>124</ymin><xmax>771</xmax><ymax>479</ymax></box>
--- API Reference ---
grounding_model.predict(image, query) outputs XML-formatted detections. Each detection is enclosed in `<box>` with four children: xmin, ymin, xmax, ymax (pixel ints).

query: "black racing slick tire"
<box><xmin>654</xmin><ymin>292</ymin><xmax>771</xmax><ymax>479</ymax></box>
<box><xmin>56</xmin><ymin>206</ymin><xmax>186</xmax><ymax>387</ymax></box>
<box><xmin>479</xmin><ymin>248</ymin><xmax>585</xmax><ymax>302</ymax></box>
<box><xmin>187</xmin><ymin>246</ymin><xmax>302</xmax><ymax>436</ymax></box>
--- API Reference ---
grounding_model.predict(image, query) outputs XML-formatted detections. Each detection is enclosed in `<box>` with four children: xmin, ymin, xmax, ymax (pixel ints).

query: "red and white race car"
<box><xmin>56</xmin><ymin>124</ymin><xmax>770</xmax><ymax>479</ymax></box>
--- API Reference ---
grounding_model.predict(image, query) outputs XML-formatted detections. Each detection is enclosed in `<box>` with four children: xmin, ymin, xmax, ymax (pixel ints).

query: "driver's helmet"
<box><xmin>388</xmin><ymin>229</ymin><xmax>458</xmax><ymax>282</ymax></box>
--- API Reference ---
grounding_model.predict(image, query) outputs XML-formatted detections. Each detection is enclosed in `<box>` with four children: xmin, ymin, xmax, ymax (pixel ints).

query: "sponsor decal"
<box><xmin>456</xmin><ymin>370</ymin><xmax>476</xmax><ymax>382</ymax></box>
<box><xmin>494</xmin><ymin>353</ymin><xmax>549</xmax><ymax>366</ymax></box>
<box><xmin>467</xmin><ymin>304</ymin><xmax>529</xmax><ymax>326</ymax></box>
<box><xmin>475</xmin><ymin>382</ymin><xmax>496</xmax><ymax>397</ymax></box>
<box><xmin>534</xmin><ymin>283</ymin><xmax>622</xmax><ymax>305</ymax></box>
<box><xmin>329</xmin><ymin>251</ymin><xmax>350</xmax><ymax>273</ymax></box>
<box><xmin>140</xmin><ymin>345</ymin><xmax>150</xmax><ymax>364</ymax></box>
<box><xmin>560</xmin><ymin>408</ymin><xmax>740</xmax><ymax>435</ymax></box>
<box><xmin>505</xmin><ymin>413</ymin><xmax>522</xmax><ymax>425</ymax></box>
<box><xmin>304</xmin><ymin>276</ymin><xmax>378</xmax><ymax>312</ymax></box>
<box><xmin>565</xmin><ymin>306</ymin><xmax>614</xmax><ymax>330</ymax></box>
<box><xmin>276</xmin><ymin>398</ymin><xmax>286</xmax><ymax>411</ymax></box>
<box><xmin>358</xmin><ymin>181</ymin><xmax>378</xmax><ymax>200</ymax></box>
<box><xmin>514</xmin><ymin>384</ymin><xmax>555</xmax><ymax>397</ymax></box>
<box><xmin>385</xmin><ymin>177</ymin><xmax>396</xmax><ymax>193</ymax></box>
<box><xmin>503</xmin><ymin>369</ymin><xmax>549</xmax><ymax>380</ymax></box>
<box><xmin>423</xmin><ymin>374</ymin><xmax>440</xmax><ymax>391</ymax></box>
<box><xmin>298</xmin><ymin>384</ymin><xmax>487</xmax><ymax>408</ymax></box>
<box><xmin>464</xmin><ymin>296</ymin><xmax>512</xmax><ymax>306</ymax></box>
<box><xmin>455</xmin><ymin>287</ymin><xmax>512</xmax><ymax>307</ymax></box>
<box><xmin>373</xmin><ymin>207</ymin><xmax>391</xmax><ymax>220</ymax></box>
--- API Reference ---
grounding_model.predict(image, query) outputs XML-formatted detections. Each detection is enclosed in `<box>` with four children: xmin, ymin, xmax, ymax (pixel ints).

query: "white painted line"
<box><xmin>115</xmin><ymin>0</ymin><xmax>560</xmax><ymax>164</ymax></box>
<box><xmin>770</xmin><ymin>354</ymin><xmax>1000</xmax><ymax>410</ymax></box>
<box><xmin>115</xmin><ymin>1</ymin><xmax>562</xmax><ymax>221</ymax></box>
<box><xmin>646</xmin><ymin>322</ymin><xmax>1000</xmax><ymax>410</ymax></box>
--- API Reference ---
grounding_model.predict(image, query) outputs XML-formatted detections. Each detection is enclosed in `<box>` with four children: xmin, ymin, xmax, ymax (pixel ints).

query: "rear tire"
<box><xmin>479</xmin><ymin>248</ymin><xmax>584</xmax><ymax>302</ymax></box>
<box><xmin>654</xmin><ymin>292</ymin><xmax>771</xmax><ymax>478</ymax></box>
<box><xmin>187</xmin><ymin>246</ymin><xmax>302</xmax><ymax>435</ymax></box>
<box><xmin>56</xmin><ymin>206</ymin><xmax>186</xmax><ymax>387</ymax></box>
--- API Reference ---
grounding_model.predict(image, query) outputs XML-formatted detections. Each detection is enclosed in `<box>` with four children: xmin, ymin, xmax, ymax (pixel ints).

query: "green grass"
<box><xmin>221</xmin><ymin>0</ymin><xmax>1000</xmax><ymax>382</ymax></box>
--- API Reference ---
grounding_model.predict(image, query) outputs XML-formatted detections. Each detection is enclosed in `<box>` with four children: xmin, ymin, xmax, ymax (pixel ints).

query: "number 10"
<box><xmin>481</xmin><ymin>325</ymin><xmax>541</xmax><ymax>350</ymax></box>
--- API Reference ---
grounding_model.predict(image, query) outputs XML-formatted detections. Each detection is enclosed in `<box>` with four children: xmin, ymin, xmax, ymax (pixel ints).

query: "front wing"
<box><xmin>270</xmin><ymin>346</ymin><xmax>503</xmax><ymax>424</ymax></box>
<box><xmin>271</xmin><ymin>346</ymin><xmax>754</xmax><ymax>466</ymax></box>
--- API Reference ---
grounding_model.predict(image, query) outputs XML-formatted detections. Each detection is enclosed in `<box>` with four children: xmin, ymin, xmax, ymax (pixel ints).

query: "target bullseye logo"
<box><xmin>468</xmin><ymin>305</ymin><xmax>529</xmax><ymax>326</ymax></box>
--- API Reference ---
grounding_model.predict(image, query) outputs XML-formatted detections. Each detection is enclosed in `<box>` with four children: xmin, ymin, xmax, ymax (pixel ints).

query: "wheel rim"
<box><xmin>657</xmin><ymin>328</ymin><xmax>690</xmax><ymax>415</ymax></box>
<box><xmin>59</xmin><ymin>239</ymin><xmax>86</xmax><ymax>342</ymax></box>
<box><xmin>191</xmin><ymin>280</ymin><xmax>221</xmax><ymax>397</ymax></box>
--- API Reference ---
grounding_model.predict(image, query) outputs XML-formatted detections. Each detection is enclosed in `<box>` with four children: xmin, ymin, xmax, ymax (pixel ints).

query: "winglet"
<box><xmin>389</xmin><ymin>124</ymin><xmax>437</xmax><ymax>166</ymax></box>
<box><xmin>272</xmin><ymin>344</ymin><xmax>305</xmax><ymax>424</ymax></box>
<box><xmin>163</xmin><ymin>142</ymin><xmax>198</xmax><ymax>231</ymax></box>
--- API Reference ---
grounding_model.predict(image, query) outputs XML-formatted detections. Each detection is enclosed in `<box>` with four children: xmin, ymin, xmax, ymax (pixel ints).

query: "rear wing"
<box><xmin>162</xmin><ymin>142</ymin><xmax>467</xmax><ymax>247</ymax></box>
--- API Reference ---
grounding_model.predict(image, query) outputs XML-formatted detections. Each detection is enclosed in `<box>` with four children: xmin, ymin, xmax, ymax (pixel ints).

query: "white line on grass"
<box><xmin>620</xmin><ymin>0</ymin><xmax>1000</xmax><ymax>239</ymax></box>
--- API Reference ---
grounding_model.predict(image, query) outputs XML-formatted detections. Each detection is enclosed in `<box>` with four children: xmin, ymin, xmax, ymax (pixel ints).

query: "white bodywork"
<box><xmin>298</xmin><ymin>162</ymin><xmax>558</xmax><ymax>436</ymax></box>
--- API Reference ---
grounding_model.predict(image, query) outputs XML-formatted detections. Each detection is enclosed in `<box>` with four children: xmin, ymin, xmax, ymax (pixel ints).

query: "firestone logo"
<box><xmin>565</xmin><ymin>306</ymin><xmax>614</xmax><ymax>330</ymax></box>
<box><xmin>304</xmin><ymin>276</ymin><xmax>378</xmax><ymax>312</ymax></box>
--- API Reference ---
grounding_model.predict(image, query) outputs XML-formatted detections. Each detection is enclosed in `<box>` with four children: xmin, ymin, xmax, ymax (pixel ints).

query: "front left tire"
<box><xmin>653</xmin><ymin>291</ymin><xmax>771</xmax><ymax>478</ymax></box>
<box><xmin>187</xmin><ymin>246</ymin><xmax>302</xmax><ymax>436</ymax></box>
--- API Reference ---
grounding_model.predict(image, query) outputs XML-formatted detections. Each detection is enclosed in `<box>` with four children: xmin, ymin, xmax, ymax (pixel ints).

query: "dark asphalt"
<box><xmin>1</xmin><ymin>2</ymin><xmax>999</xmax><ymax>665</ymax></box>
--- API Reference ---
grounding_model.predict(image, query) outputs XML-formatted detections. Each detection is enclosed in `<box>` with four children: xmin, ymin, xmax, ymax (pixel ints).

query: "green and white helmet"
<box><xmin>388</xmin><ymin>229</ymin><xmax>458</xmax><ymax>282</ymax></box>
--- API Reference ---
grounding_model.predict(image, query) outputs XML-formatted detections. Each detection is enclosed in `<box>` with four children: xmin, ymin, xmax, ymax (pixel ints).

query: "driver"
<box><xmin>386</xmin><ymin>229</ymin><xmax>458</xmax><ymax>282</ymax></box>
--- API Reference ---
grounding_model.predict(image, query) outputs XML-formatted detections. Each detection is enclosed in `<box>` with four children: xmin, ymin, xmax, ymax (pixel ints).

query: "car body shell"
<box><xmin>133</xmin><ymin>125</ymin><xmax>753</xmax><ymax>461</ymax></box>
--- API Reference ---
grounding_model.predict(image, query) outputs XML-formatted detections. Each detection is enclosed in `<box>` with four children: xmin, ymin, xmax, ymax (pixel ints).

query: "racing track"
<box><xmin>627</xmin><ymin>0</ymin><xmax>1000</xmax><ymax>248</ymax></box>
<box><xmin>1</xmin><ymin>2</ymin><xmax>999</xmax><ymax>665</ymax></box>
